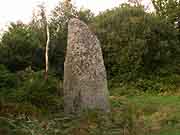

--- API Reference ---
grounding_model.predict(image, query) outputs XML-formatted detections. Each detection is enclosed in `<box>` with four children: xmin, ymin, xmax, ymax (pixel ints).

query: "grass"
<box><xmin>127</xmin><ymin>95</ymin><xmax>180</xmax><ymax>135</ymax></box>
<box><xmin>0</xmin><ymin>92</ymin><xmax>180</xmax><ymax>135</ymax></box>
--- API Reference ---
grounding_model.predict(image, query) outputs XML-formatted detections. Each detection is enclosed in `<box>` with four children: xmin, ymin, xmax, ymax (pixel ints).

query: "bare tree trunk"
<box><xmin>45</xmin><ymin>22</ymin><xmax>50</xmax><ymax>80</ymax></box>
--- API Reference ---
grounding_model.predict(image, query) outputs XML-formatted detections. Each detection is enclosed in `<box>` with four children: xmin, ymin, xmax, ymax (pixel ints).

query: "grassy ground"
<box><xmin>0</xmin><ymin>93</ymin><xmax>180</xmax><ymax>135</ymax></box>
<box><xmin>127</xmin><ymin>95</ymin><xmax>180</xmax><ymax>135</ymax></box>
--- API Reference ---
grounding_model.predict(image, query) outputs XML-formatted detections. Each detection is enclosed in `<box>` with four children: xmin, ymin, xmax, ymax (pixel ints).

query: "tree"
<box><xmin>152</xmin><ymin>0</ymin><xmax>180</xmax><ymax>38</ymax></box>
<box><xmin>0</xmin><ymin>22</ymin><xmax>40</xmax><ymax>71</ymax></box>
<box><xmin>128</xmin><ymin>0</ymin><xmax>143</xmax><ymax>6</ymax></box>
<box><xmin>128</xmin><ymin>0</ymin><xmax>153</xmax><ymax>11</ymax></box>
<box><xmin>30</xmin><ymin>4</ymin><xmax>50</xmax><ymax>80</ymax></box>
<box><xmin>93</xmin><ymin>4</ymin><xmax>180</xmax><ymax>82</ymax></box>
<box><xmin>45</xmin><ymin>14</ymin><xmax>50</xmax><ymax>80</ymax></box>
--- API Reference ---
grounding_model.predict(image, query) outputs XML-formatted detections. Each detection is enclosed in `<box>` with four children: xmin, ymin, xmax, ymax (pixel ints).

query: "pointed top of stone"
<box><xmin>69</xmin><ymin>18</ymin><xmax>87</xmax><ymax>28</ymax></box>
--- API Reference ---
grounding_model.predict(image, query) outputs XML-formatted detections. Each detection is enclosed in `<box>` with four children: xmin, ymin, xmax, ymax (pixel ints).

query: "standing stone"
<box><xmin>64</xmin><ymin>18</ymin><xmax>110</xmax><ymax>113</ymax></box>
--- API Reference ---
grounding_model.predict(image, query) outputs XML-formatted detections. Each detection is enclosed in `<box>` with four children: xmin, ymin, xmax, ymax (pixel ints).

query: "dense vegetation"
<box><xmin>0</xmin><ymin>0</ymin><xmax>180</xmax><ymax>134</ymax></box>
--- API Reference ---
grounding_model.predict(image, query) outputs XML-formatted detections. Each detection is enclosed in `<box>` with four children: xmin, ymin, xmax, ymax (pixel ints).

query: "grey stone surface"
<box><xmin>63</xmin><ymin>18</ymin><xmax>110</xmax><ymax>113</ymax></box>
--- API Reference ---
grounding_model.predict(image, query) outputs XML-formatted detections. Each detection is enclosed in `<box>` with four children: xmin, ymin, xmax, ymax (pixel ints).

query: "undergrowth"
<box><xmin>0</xmin><ymin>95</ymin><xmax>180</xmax><ymax>135</ymax></box>
<box><xmin>0</xmin><ymin>66</ymin><xmax>180</xmax><ymax>135</ymax></box>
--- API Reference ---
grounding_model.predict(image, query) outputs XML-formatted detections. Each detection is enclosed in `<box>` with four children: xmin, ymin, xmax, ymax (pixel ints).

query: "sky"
<box><xmin>0</xmin><ymin>0</ymin><xmax>153</xmax><ymax>32</ymax></box>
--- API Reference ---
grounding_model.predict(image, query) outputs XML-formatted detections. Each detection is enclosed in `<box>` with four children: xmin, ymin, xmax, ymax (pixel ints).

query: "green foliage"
<box><xmin>0</xmin><ymin>64</ymin><xmax>18</xmax><ymax>89</ymax></box>
<box><xmin>93</xmin><ymin>4</ymin><xmax>180</xmax><ymax>82</ymax></box>
<box><xmin>152</xmin><ymin>0</ymin><xmax>180</xmax><ymax>39</ymax></box>
<box><xmin>152</xmin><ymin>0</ymin><xmax>180</xmax><ymax>22</ymax></box>
<box><xmin>0</xmin><ymin>102</ymin><xmax>41</xmax><ymax>118</ymax></box>
<box><xmin>110</xmin><ymin>74</ymin><xmax>180</xmax><ymax>95</ymax></box>
<box><xmin>1</xmin><ymin>94</ymin><xmax>180</xmax><ymax>135</ymax></box>
<box><xmin>0</xmin><ymin>68</ymin><xmax>63</xmax><ymax>114</ymax></box>
<box><xmin>0</xmin><ymin>22</ymin><xmax>41</xmax><ymax>71</ymax></box>
<box><xmin>13</xmin><ymin>70</ymin><xmax>63</xmax><ymax>112</ymax></box>
<box><xmin>0</xmin><ymin>2</ymin><xmax>180</xmax><ymax>135</ymax></box>
<box><xmin>77</xmin><ymin>9</ymin><xmax>94</xmax><ymax>24</ymax></box>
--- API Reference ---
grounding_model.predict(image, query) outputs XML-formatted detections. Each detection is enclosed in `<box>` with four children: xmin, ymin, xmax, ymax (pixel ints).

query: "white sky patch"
<box><xmin>73</xmin><ymin>0</ymin><xmax>127</xmax><ymax>14</ymax></box>
<box><xmin>0</xmin><ymin>0</ymin><xmax>153</xmax><ymax>32</ymax></box>
<box><xmin>0</xmin><ymin>0</ymin><xmax>59</xmax><ymax>32</ymax></box>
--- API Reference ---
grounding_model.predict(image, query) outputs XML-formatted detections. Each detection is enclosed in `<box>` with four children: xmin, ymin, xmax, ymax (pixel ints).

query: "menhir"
<box><xmin>63</xmin><ymin>18</ymin><xmax>110</xmax><ymax>113</ymax></box>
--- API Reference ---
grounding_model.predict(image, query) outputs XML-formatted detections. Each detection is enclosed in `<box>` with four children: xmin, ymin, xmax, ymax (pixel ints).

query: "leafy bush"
<box><xmin>0</xmin><ymin>102</ymin><xmax>41</xmax><ymax>118</ymax></box>
<box><xmin>109</xmin><ymin>74</ymin><xmax>180</xmax><ymax>94</ymax></box>
<box><xmin>0</xmin><ymin>68</ymin><xmax>63</xmax><ymax>114</ymax></box>
<box><xmin>0</xmin><ymin>22</ymin><xmax>41</xmax><ymax>72</ymax></box>
<box><xmin>13</xmin><ymin>70</ymin><xmax>63</xmax><ymax>113</ymax></box>
<box><xmin>0</xmin><ymin>65</ymin><xmax>18</xmax><ymax>89</ymax></box>
<box><xmin>93</xmin><ymin>4</ymin><xmax>180</xmax><ymax>81</ymax></box>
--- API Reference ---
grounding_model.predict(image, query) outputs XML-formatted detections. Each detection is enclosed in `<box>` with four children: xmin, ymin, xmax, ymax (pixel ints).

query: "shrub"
<box><xmin>0</xmin><ymin>64</ymin><xmax>18</xmax><ymax>89</ymax></box>
<box><xmin>93</xmin><ymin>4</ymin><xmax>180</xmax><ymax>82</ymax></box>
<box><xmin>9</xmin><ymin>70</ymin><xmax>63</xmax><ymax>113</ymax></box>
